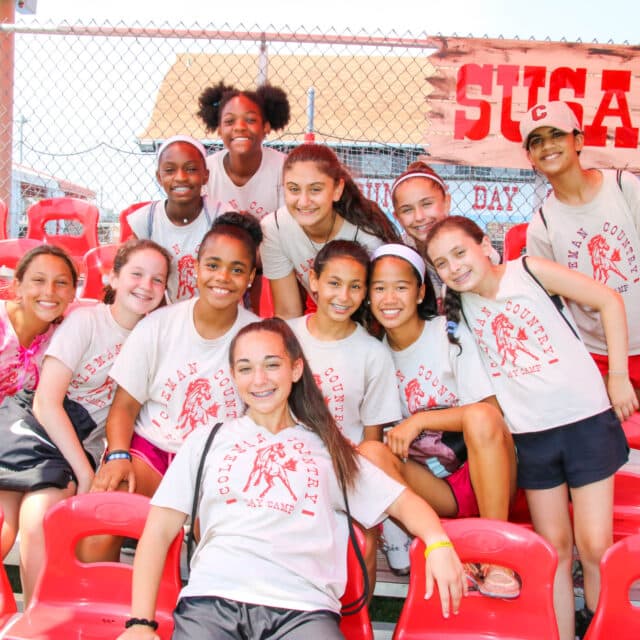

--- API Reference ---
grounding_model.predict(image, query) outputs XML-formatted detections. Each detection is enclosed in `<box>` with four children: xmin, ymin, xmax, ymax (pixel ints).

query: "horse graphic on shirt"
<box><xmin>176</xmin><ymin>254</ymin><xmax>196</xmax><ymax>299</ymax></box>
<box><xmin>588</xmin><ymin>234</ymin><xmax>627</xmax><ymax>285</ymax></box>
<box><xmin>492</xmin><ymin>313</ymin><xmax>539</xmax><ymax>366</ymax></box>
<box><xmin>175</xmin><ymin>378</ymin><xmax>220</xmax><ymax>438</ymax></box>
<box><xmin>243</xmin><ymin>442</ymin><xmax>298</xmax><ymax>501</ymax></box>
<box><xmin>81</xmin><ymin>377</ymin><xmax>116</xmax><ymax>407</ymax></box>
<box><xmin>405</xmin><ymin>379</ymin><xmax>426</xmax><ymax>413</ymax></box>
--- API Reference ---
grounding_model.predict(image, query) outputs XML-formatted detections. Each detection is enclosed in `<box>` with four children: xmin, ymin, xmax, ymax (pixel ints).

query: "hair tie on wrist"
<box><xmin>105</xmin><ymin>450</ymin><xmax>132</xmax><ymax>463</ymax></box>
<box><xmin>125</xmin><ymin>618</ymin><xmax>158</xmax><ymax>631</ymax></box>
<box><xmin>446</xmin><ymin>320</ymin><xmax>458</xmax><ymax>334</ymax></box>
<box><xmin>424</xmin><ymin>540</ymin><xmax>454</xmax><ymax>559</ymax></box>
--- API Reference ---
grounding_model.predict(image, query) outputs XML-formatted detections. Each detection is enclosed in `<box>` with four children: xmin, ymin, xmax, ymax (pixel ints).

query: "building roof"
<box><xmin>137</xmin><ymin>51</ymin><xmax>436</xmax><ymax>147</ymax></box>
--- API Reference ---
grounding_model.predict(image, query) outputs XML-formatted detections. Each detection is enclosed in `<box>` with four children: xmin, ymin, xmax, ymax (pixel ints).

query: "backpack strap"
<box><xmin>617</xmin><ymin>168</ymin><xmax>623</xmax><ymax>191</ymax></box>
<box><xmin>146</xmin><ymin>201</ymin><xmax>159</xmax><ymax>238</ymax></box>
<box><xmin>202</xmin><ymin>197</ymin><xmax>213</xmax><ymax>227</ymax></box>
<box><xmin>186</xmin><ymin>421</ymin><xmax>223</xmax><ymax>572</ymax></box>
<box><xmin>521</xmin><ymin>256</ymin><xmax>580</xmax><ymax>340</ymax></box>
<box><xmin>353</xmin><ymin>226</ymin><xmax>360</xmax><ymax>242</ymax></box>
<box><xmin>538</xmin><ymin>206</ymin><xmax>548</xmax><ymax>230</ymax></box>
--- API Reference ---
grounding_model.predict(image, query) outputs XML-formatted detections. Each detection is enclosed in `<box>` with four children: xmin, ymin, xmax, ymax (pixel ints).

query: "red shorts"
<box><xmin>445</xmin><ymin>463</ymin><xmax>479</xmax><ymax>518</ymax></box>
<box><xmin>129</xmin><ymin>432</ymin><xmax>175</xmax><ymax>477</ymax></box>
<box><xmin>590</xmin><ymin>353</ymin><xmax>640</xmax><ymax>389</ymax></box>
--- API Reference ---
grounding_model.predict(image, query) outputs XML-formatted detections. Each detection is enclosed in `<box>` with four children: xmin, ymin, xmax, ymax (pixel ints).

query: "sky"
<box><xmin>19</xmin><ymin>0</ymin><xmax>640</xmax><ymax>45</ymax></box>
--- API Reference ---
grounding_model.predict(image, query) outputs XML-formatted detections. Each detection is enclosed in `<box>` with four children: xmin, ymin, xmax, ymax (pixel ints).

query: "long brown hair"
<box><xmin>229</xmin><ymin>317</ymin><xmax>360</xmax><ymax>489</ymax></box>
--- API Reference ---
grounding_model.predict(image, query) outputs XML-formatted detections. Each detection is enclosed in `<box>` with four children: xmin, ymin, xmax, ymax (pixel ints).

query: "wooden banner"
<box><xmin>425</xmin><ymin>37</ymin><xmax>640</xmax><ymax>171</ymax></box>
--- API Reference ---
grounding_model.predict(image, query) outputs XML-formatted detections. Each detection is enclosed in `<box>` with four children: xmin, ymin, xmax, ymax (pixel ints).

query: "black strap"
<box><xmin>538</xmin><ymin>206</ymin><xmax>548</xmax><ymax>230</ymax></box>
<box><xmin>186</xmin><ymin>422</ymin><xmax>223</xmax><ymax>571</ymax></box>
<box><xmin>617</xmin><ymin>168</ymin><xmax>623</xmax><ymax>191</ymax></box>
<box><xmin>339</xmin><ymin>479</ymin><xmax>370</xmax><ymax>616</ymax></box>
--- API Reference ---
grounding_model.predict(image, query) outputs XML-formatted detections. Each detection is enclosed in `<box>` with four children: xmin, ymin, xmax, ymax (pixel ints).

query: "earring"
<box><xmin>417</xmin><ymin>299</ymin><xmax>423</xmax><ymax>304</ymax></box>
<box><xmin>247</xmin><ymin>282</ymin><xmax>253</xmax><ymax>289</ymax></box>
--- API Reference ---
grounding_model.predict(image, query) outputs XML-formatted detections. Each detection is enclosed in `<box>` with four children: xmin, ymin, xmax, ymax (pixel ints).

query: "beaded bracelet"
<box><xmin>424</xmin><ymin>540</ymin><xmax>454</xmax><ymax>559</ymax></box>
<box><xmin>105</xmin><ymin>449</ymin><xmax>132</xmax><ymax>463</ymax></box>
<box><xmin>124</xmin><ymin>617</ymin><xmax>158</xmax><ymax>630</ymax></box>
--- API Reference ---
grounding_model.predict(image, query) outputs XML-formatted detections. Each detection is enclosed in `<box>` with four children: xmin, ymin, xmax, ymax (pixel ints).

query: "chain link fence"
<box><xmin>0</xmin><ymin>20</ymin><xmax>543</xmax><ymax>246</ymax></box>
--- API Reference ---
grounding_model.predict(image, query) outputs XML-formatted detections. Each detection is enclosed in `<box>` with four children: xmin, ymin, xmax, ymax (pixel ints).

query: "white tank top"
<box><xmin>461</xmin><ymin>257</ymin><xmax>611</xmax><ymax>434</ymax></box>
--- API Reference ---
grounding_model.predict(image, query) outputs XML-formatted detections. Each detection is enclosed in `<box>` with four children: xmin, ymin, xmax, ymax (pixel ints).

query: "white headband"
<box><xmin>391</xmin><ymin>172</ymin><xmax>447</xmax><ymax>198</ymax></box>
<box><xmin>371</xmin><ymin>244</ymin><xmax>426</xmax><ymax>285</ymax></box>
<box><xmin>156</xmin><ymin>135</ymin><xmax>208</xmax><ymax>165</ymax></box>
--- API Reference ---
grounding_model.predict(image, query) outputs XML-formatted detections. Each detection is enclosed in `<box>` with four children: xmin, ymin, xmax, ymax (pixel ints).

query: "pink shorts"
<box><xmin>129</xmin><ymin>433</ymin><xmax>175</xmax><ymax>477</ymax></box>
<box><xmin>591</xmin><ymin>353</ymin><xmax>640</xmax><ymax>389</ymax></box>
<box><xmin>445</xmin><ymin>463</ymin><xmax>479</xmax><ymax>518</ymax></box>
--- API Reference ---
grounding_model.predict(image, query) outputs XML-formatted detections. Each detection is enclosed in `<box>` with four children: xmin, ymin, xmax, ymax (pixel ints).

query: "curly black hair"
<box><xmin>197</xmin><ymin>81</ymin><xmax>290</xmax><ymax>133</ymax></box>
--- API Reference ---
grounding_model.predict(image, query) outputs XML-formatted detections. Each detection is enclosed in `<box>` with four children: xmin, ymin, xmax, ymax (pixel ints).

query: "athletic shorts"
<box><xmin>172</xmin><ymin>596</ymin><xmax>342</xmax><ymax>640</ymax></box>
<box><xmin>129</xmin><ymin>432</ymin><xmax>175</xmax><ymax>477</ymax></box>
<box><xmin>591</xmin><ymin>353</ymin><xmax>640</xmax><ymax>389</ymax></box>
<box><xmin>513</xmin><ymin>408</ymin><xmax>629</xmax><ymax>490</ymax></box>
<box><xmin>444</xmin><ymin>462</ymin><xmax>479</xmax><ymax>518</ymax></box>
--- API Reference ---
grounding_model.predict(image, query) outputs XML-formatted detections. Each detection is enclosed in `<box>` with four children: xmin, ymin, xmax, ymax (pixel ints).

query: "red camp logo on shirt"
<box><xmin>243</xmin><ymin>442</ymin><xmax>298</xmax><ymax>500</ymax></box>
<box><xmin>175</xmin><ymin>378</ymin><xmax>220</xmax><ymax>438</ymax></box>
<box><xmin>587</xmin><ymin>234</ymin><xmax>628</xmax><ymax>285</ymax></box>
<box><xmin>492</xmin><ymin>314</ymin><xmax>540</xmax><ymax>366</ymax></box>
<box><xmin>176</xmin><ymin>254</ymin><xmax>196</xmax><ymax>299</ymax></box>
<box><xmin>80</xmin><ymin>377</ymin><xmax>115</xmax><ymax>408</ymax></box>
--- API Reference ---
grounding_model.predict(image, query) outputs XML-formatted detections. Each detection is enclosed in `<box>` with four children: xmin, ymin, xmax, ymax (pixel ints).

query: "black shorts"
<box><xmin>513</xmin><ymin>408</ymin><xmax>628</xmax><ymax>490</ymax></box>
<box><xmin>172</xmin><ymin>596</ymin><xmax>343</xmax><ymax>640</ymax></box>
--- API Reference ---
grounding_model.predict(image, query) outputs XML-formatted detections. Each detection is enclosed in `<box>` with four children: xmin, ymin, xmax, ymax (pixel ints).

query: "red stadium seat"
<box><xmin>0</xmin><ymin>508</ymin><xmax>18</xmax><ymax>628</ymax></box>
<box><xmin>80</xmin><ymin>244</ymin><xmax>118</xmax><ymax>300</ymax></box>
<box><xmin>0</xmin><ymin>238</ymin><xmax>43</xmax><ymax>300</ymax></box>
<box><xmin>119</xmin><ymin>201</ymin><xmax>151</xmax><ymax>243</ymax></box>
<box><xmin>2</xmin><ymin>492</ymin><xmax>183</xmax><ymax>640</ymax></box>
<box><xmin>503</xmin><ymin>223</ymin><xmax>529</xmax><ymax>261</ymax></box>
<box><xmin>340</xmin><ymin>525</ymin><xmax>374</xmax><ymax>640</ymax></box>
<box><xmin>393</xmin><ymin>518</ymin><xmax>558</xmax><ymax>640</ymax></box>
<box><xmin>622</xmin><ymin>411</ymin><xmax>640</xmax><ymax>450</ymax></box>
<box><xmin>0</xmin><ymin>198</ymin><xmax>7</xmax><ymax>240</ymax></box>
<box><xmin>584</xmin><ymin>533</ymin><xmax>640</xmax><ymax>640</ymax></box>
<box><xmin>26</xmin><ymin>197</ymin><xmax>99</xmax><ymax>264</ymax></box>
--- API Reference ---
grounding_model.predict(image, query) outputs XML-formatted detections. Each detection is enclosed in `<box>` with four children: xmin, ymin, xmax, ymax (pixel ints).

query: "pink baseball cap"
<box><xmin>520</xmin><ymin>101</ymin><xmax>581</xmax><ymax>148</ymax></box>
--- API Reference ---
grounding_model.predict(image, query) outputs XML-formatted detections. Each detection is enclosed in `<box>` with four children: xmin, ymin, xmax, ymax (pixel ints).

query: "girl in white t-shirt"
<box><xmin>426</xmin><ymin>216</ymin><xmax>636</xmax><ymax>640</ymax></box>
<box><xmin>261</xmin><ymin>143</ymin><xmax>402</xmax><ymax>318</ymax></box>
<box><xmin>90</xmin><ymin>214</ymin><xmax>261</xmax><ymax>540</ymax></box>
<box><xmin>288</xmin><ymin>239</ymin><xmax>401</xmax><ymax>445</ymax></box>
<box><xmin>361</xmin><ymin>243</ymin><xmax>517</xmax><ymax>595</ymax></box>
<box><xmin>0</xmin><ymin>238</ymin><xmax>171</xmax><ymax>605</ymax></box>
<box><xmin>117</xmin><ymin>318</ymin><xmax>466</xmax><ymax>640</ymax></box>
<box><xmin>127</xmin><ymin>134</ymin><xmax>222</xmax><ymax>302</ymax></box>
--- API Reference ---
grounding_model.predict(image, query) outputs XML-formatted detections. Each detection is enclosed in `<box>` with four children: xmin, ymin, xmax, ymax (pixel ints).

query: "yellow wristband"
<box><xmin>424</xmin><ymin>540</ymin><xmax>453</xmax><ymax>559</ymax></box>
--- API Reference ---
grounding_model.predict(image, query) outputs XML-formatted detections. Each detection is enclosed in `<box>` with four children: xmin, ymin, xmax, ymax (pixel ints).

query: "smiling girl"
<box><xmin>426</xmin><ymin>215</ymin><xmax>636</xmax><ymax>640</ymax></box>
<box><xmin>127</xmin><ymin>134</ymin><xmax>221</xmax><ymax>302</ymax></box>
<box><xmin>261</xmin><ymin>144</ymin><xmax>401</xmax><ymax>318</ymax></box>
<box><xmin>0</xmin><ymin>238</ymin><xmax>170</xmax><ymax>604</ymax></box>
<box><xmin>116</xmin><ymin>318</ymin><xmax>465</xmax><ymax>639</ymax></box>
<box><xmin>90</xmin><ymin>213</ymin><xmax>260</xmax><ymax>512</ymax></box>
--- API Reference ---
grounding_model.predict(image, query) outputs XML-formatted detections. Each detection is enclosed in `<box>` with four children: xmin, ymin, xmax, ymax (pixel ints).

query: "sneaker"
<box><xmin>381</xmin><ymin>518</ymin><xmax>411</xmax><ymax>576</ymax></box>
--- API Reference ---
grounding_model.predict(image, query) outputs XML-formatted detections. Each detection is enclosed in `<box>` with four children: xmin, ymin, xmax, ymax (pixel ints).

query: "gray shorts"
<box><xmin>172</xmin><ymin>596</ymin><xmax>344</xmax><ymax>640</ymax></box>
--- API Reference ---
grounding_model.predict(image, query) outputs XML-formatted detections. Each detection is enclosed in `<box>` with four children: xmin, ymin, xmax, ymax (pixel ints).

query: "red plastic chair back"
<box><xmin>585</xmin><ymin>533</ymin><xmax>640</xmax><ymax>640</ymax></box>
<box><xmin>80</xmin><ymin>244</ymin><xmax>119</xmax><ymax>300</ymax></box>
<box><xmin>0</xmin><ymin>508</ymin><xmax>18</xmax><ymax>627</ymax></box>
<box><xmin>340</xmin><ymin>525</ymin><xmax>374</xmax><ymax>640</ymax></box>
<box><xmin>503</xmin><ymin>223</ymin><xmax>529</xmax><ymax>261</ymax></box>
<box><xmin>0</xmin><ymin>238</ymin><xmax>43</xmax><ymax>300</ymax></box>
<box><xmin>0</xmin><ymin>198</ymin><xmax>7</xmax><ymax>240</ymax></box>
<box><xmin>393</xmin><ymin>518</ymin><xmax>559</xmax><ymax>640</ymax></box>
<box><xmin>622</xmin><ymin>411</ymin><xmax>640</xmax><ymax>450</ymax></box>
<box><xmin>26</xmin><ymin>197</ymin><xmax>99</xmax><ymax>262</ymax></box>
<box><xmin>3</xmin><ymin>492</ymin><xmax>183</xmax><ymax>640</ymax></box>
<box><xmin>119</xmin><ymin>201</ymin><xmax>151</xmax><ymax>242</ymax></box>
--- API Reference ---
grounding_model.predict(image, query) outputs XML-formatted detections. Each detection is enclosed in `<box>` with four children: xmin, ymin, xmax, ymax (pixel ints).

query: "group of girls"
<box><xmin>0</xmin><ymin>80</ymin><xmax>636</xmax><ymax>640</ymax></box>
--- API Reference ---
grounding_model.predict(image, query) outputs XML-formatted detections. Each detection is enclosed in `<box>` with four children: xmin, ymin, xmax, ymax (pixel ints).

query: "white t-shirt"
<box><xmin>461</xmin><ymin>258</ymin><xmax>611</xmax><ymax>434</ymax></box>
<box><xmin>109</xmin><ymin>299</ymin><xmax>257</xmax><ymax>453</ymax></box>
<box><xmin>151</xmin><ymin>415</ymin><xmax>405</xmax><ymax>613</ymax></box>
<box><xmin>205</xmin><ymin>147</ymin><xmax>285</xmax><ymax>221</ymax></box>
<box><xmin>45</xmin><ymin>303</ymin><xmax>131</xmax><ymax>459</ymax></box>
<box><xmin>288</xmin><ymin>316</ymin><xmax>402</xmax><ymax>443</ymax></box>
<box><xmin>385</xmin><ymin>316</ymin><xmax>494</xmax><ymax>474</ymax></box>
<box><xmin>127</xmin><ymin>198</ymin><xmax>222</xmax><ymax>303</ymax></box>
<box><xmin>0</xmin><ymin>300</ymin><xmax>55</xmax><ymax>403</ymax></box>
<box><xmin>261</xmin><ymin>206</ymin><xmax>385</xmax><ymax>295</ymax></box>
<box><xmin>527</xmin><ymin>169</ymin><xmax>640</xmax><ymax>355</ymax></box>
